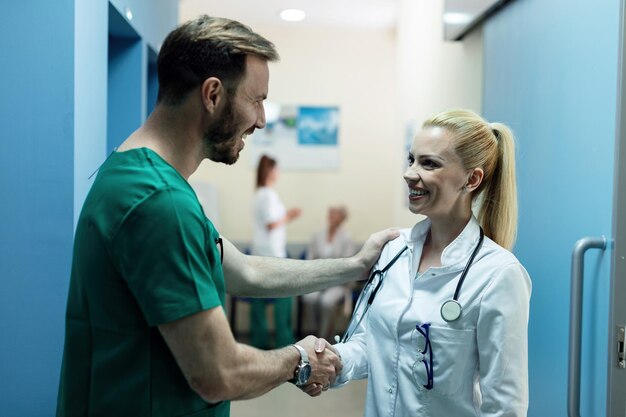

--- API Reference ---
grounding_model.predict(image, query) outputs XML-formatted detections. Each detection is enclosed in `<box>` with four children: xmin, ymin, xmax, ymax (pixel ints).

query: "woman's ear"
<box><xmin>201</xmin><ymin>77</ymin><xmax>224</xmax><ymax>113</ymax></box>
<box><xmin>465</xmin><ymin>167</ymin><xmax>484</xmax><ymax>192</ymax></box>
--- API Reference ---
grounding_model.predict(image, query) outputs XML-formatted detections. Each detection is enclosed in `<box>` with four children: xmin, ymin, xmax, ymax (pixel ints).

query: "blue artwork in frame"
<box><xmin>297</xmin><ymin>106</ymin><xmax>339</xmax><ymax>146</ymax></box>
<box><xmin>249</xmin><ymin>104</ymin><xmax>340</xmax><ymax>170</ymax></box>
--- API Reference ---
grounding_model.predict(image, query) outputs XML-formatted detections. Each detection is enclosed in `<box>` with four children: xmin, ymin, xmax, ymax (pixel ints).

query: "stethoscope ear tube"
<box><xmin>367</xmin><ymin>245</ymin><xmax>409</xmax><ymax>306</ymax></box>
<box><xmin>441</xmin><ymin>227</ymin><xmax>484</xmax><ymax>322</ymax></box>
<box><xmin>340</xmin><ymin>245</ymin><xmax>408</xmax><ymax>343</ymax></box>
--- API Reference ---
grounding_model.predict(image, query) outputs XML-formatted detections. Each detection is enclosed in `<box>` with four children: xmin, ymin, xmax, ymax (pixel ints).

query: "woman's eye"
<box><xmin>407</xmin><ymin>155</ymin><xmax>415</xmax><ymax>166</ymax></box>
<box><xmin>421</xmin><ymin>159</ymin><xmax>438</xmax><ymax>169</ymax></box>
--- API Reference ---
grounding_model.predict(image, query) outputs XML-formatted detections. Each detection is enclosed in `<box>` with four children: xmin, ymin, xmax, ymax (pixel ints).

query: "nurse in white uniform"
<box><xmin>249</xmin><ymin>154</ymin><xmax>301</xmax><ymax>349</ymax></box>
<box><xmin>328</xmin><ymin>109</ymin><xmax>531</xmax><ymax>416</ymax></box>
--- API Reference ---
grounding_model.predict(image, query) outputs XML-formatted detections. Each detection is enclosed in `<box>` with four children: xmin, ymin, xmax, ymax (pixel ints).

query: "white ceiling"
<box><xmin>179</xmin><ymin>0</ymin><xmax>401</xmax><ymax>30</ymax></box>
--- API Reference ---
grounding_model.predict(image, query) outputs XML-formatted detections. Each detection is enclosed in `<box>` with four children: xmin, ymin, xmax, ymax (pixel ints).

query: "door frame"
<box><xmin>608</xmin><ymin>1</ymin><xmax>626</xmax><ymax>414</ymax></box>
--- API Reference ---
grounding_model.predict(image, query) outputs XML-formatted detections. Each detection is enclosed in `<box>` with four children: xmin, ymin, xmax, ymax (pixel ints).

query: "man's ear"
<box><xmin>466</xmin><ymin>167</ymin><xmax>484</xmax><ymax>192</ymax></box>
<box><xmin>201</xmin><ymin>77</ymin><xmax>224</xmax><ymax>113</ymax></box>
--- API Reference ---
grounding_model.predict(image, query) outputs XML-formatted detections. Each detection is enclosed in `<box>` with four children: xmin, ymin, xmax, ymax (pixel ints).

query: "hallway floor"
<box><xmin>230</xmin><ymin>379</ymin><xmax>367</xmax><ymax>417</ymax></box>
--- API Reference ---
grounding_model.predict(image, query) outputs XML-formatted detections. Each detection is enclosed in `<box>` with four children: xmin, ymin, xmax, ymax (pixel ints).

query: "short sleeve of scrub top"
<box><xmin>110</xmin><ymin>185</ymin><xmax>223</xmax><ymax>326</ymax></box>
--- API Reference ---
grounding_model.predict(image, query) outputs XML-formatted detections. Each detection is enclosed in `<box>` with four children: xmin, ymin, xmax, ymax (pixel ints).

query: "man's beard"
<box><xmin>203</xmin><ymin>97</ymin><xmax>243</xmax><ymax>165</ymax></box>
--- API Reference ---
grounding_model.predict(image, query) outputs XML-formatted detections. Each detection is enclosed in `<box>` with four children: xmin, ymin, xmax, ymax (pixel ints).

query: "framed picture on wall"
<box><xmin>248</xmin><ymin>104</ymin><xmax>340</xmax><ymax>170</ymax></box>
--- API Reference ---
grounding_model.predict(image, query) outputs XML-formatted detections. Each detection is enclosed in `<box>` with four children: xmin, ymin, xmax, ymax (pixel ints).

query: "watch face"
<box><xmin>298</xmin><ymin>364</ymin><xmax>312</xmax><ymax>385</ymax></box>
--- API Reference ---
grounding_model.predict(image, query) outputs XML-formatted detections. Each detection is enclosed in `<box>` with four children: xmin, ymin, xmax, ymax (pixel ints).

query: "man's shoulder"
<box><xmin>81</xmin><ymin>158</ymin><xmax>202</xmax><ymax>240</ymax></box>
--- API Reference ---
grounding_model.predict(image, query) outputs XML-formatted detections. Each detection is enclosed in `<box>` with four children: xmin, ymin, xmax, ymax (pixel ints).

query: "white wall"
<box><xmin>393</xmin><ymin>0</ymin><xmax>483</xmax><ymax>228</ymax></box>
<box><xmin>183</xmin><ymin>0</ymin><xmax>483</xmax><ymax>244</ymax></box>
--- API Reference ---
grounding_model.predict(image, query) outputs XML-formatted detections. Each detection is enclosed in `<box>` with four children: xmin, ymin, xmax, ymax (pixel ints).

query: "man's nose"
<box><xmin>256</xmin><ymin>105</ymin><xmax>266</xmax><ymax>129</ymax></box>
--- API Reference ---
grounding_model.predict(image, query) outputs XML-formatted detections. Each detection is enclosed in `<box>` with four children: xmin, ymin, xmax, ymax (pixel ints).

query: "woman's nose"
<box><xmin>404</xmin><ymin>165</ymin><xmax>421</xmax><ymax>182</ymax></box>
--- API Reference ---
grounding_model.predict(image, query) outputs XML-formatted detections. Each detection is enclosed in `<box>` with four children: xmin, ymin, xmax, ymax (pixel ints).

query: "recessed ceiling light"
<box><xmin>443</xmin><ymin>12</ymin><xmax>472</xmax><ymax>25</ymax></box>
<box><xmin>125</xmin><ymin>6</ymin><xmax>133</xmax><ymax>21</ymax></box>
<box><xmin>280</xmin><ymin>9</ymin><xmax>306</xmax><ymax>22</ymax></box>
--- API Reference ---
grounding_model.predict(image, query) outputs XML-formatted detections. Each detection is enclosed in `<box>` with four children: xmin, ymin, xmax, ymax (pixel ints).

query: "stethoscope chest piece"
<box><xmin>440</xmin><ymin>299</ymin><xmax>462</xmax><ymax>322</ymax></box>
<box><xmin>438</xmin><ymin>226</ymin><xmax>484</xmax><ymax>323</ymax></box>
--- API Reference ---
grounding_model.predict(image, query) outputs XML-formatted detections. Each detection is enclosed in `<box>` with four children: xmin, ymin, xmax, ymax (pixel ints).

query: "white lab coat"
<box><xmin>252</xmin><ymin>187</ymin><xmax>287</xmax><ymax>257</ymax></box>
<box><xmin>334</xmin><ymin>217</ymin><xmax>531</xmax><ymax>417</ymax></box>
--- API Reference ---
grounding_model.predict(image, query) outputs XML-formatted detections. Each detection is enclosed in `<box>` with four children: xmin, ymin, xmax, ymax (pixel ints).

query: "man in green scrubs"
<box><xmin>56</xmin><ymin>15</ymin><xmax>397</xmax><ymax>417</ymax></box>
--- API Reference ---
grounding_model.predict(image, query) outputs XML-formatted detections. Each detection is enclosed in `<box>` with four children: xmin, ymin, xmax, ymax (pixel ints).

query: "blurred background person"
<box><xmin>249</xmin><ymin>155</ymin><xmax>302</xmax><ymax>348</ymax></box>
<box><xmin>302</xmin><ymin>205</ymin><xmax>356</xmax><ymax>341</ymax></box>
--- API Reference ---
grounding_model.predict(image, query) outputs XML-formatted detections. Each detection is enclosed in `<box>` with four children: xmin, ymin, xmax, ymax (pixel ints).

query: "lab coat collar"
<box><xmin>401</xmin><ymin>216</ymin><xmax>482</xmax><ymax>272</ymax></box>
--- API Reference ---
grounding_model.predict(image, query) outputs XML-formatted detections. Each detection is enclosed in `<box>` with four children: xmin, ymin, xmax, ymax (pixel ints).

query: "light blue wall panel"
<box><xmin>108</xmin><ymin>33</ymin><xmax>144</xmax><ymax>153</ymax></box>
<box><xmin>0</xmin><ymin>1</ymin><xmax>75</xmax><ymax>415</ymax></box>
<box><xmin>75</xmin><ymin>0</ymin><xmax>108</xmax><ymax>227</ymax></box>
<box><xmin>482</xmin><ymin>0</ymin><xmax>620</xmax><ymax>415</ymax></box>
<box><xmin>110</xmin><ymin>0</ymin><xmax>178</xmax><ymax>50</ymax></box>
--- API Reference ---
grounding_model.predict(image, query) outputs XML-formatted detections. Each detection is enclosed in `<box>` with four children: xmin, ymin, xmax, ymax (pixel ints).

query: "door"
<box><xmin>482</xmin><ymin>0</ymin><xmax>622</xmax><ymax>415</ymax></box>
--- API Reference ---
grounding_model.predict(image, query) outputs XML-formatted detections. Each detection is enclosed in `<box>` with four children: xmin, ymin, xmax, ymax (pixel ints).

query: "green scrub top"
<box><xmin>57</xmin><ymin>148</ymin><xmax>230</xmax><ymax>417</ymax></box>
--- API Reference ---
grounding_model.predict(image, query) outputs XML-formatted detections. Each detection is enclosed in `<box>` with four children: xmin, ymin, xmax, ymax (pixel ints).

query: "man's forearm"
<box><xmin>222</xmin><ymin>344</ymin><xmax>299</xmax><ymax>400</ymax></box>
<box><xmin>226</xmin><ymin>253</ymin><xmax>364</xmax><ymax>297</ymax></box>
<box><xmin>222</xmin><ymin>229</ymin><xmax>399</xmax><ymax>297</ymax></box>
<box><xmin>161</xmin><ymin>308</ymin><xmax>301</xmax><ymax>403</ymax></box>
<box><xmin>160</xmin><ymin>308</ymin><xmax>341</xmax><ymax>404</ymax></box>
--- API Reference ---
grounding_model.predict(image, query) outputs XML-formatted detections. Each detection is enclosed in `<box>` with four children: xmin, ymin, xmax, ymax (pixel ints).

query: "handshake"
<box><xmin>290</xmin><ymin>335</ymin><xmax>342</xmax><ymax>397</ymax></box>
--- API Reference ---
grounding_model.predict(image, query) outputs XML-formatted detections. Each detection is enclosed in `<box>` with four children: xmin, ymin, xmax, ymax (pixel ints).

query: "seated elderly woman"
<box><xmin>302</xmin><ymin>206</ymin><xmax>356</xmax><ymax>341</ymax></box>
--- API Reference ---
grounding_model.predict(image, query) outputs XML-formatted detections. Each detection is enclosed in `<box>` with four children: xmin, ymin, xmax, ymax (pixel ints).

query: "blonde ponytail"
<box><xmin>478</xmin><ymin>123</ymin><xmax>518</xmax><ymax>250</ymax></box>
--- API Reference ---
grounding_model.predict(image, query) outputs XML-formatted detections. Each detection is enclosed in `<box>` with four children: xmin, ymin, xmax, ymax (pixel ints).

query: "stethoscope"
<box><xmin>336</xmin><ymin>227</ymin><xmax>484</xmax><ymax>343</ymax></box>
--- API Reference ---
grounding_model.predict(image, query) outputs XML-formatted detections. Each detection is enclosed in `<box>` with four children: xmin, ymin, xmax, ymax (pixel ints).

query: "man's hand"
<box><xmin>295</xmin><ymin>336</ymin><xmax>341</xmax><ymax>397</ymax></box>
<box><xmin>354</xmin><ymin>228</ymin><xmax>400</xmax><ymax>279</ymax></box>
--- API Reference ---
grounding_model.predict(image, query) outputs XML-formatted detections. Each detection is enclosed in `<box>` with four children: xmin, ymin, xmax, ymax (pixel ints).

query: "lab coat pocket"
<box><xmin>411</xmin><ymin>325</ymin><xmax>476</xmax><ymax>397</ymax></box>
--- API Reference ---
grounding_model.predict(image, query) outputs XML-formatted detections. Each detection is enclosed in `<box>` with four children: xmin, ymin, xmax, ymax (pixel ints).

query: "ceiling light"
<box><xmin>280</xmin><ymin>9</ymin><xmax>306</xmax><ymax>22</ymax></box>
<box><xmin>443</xmin><ymin>12</ymin><xmax>472</xmax><ymax>25</ymax></box>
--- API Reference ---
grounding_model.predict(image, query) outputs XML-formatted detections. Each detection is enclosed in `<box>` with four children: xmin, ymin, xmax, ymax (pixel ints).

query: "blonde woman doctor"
<box><xmin>326</xmin><ymin>110</ymin><xmax>531</xmax><ymax>416</ymax></box>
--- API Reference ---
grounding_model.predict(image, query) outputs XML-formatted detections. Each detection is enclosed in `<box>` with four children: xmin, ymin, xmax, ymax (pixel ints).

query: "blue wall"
<box><xmin>0</xmin><ymin>1</ymin><xmax>75</xmax><ymax>414</ymax></box>
<box><xmin>148</xmin><ymin>48</ymin><xmax>160</xmax><ymax>116</ymax></box>
<box><xmin>108</xmin><ymin>33</ymin><xmax>144</xmax><ymax>153</ymax></box>
<box><xmin>110</xmin><ymin>0</ymin><xmax>179</xmax><ymax>51</ymax></box>
<box><xmin>74</xmin><ymin>0</ymin><xmax>108</xmax><ymax>226</ymax></box>
<box><xmin>482</xmin><ymin>0</ymin><xmax>620</xmax><ymax>415</ymax></box>
<box><xmin>0</xmin><ymin>2</ymin><xmax>177</xmax><ymax>415</ymax></box>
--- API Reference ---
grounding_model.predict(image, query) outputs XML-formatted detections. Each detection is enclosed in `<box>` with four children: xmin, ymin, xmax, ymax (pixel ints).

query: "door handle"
<box><xmin>568</xmin><ymin>236</ymin><xmax>607</xmax><ymax>417</ymax></box>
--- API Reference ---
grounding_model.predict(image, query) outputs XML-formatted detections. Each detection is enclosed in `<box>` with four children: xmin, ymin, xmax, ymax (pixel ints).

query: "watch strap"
<box><xmin>289</xmin><ymin>344</ymin><xmax>310</xmax><ymax>385</ymax></box>
<box><xmin>291</xmin><ymin>343</ymin><xmax>309</xmax><ymax>364</ymax></box>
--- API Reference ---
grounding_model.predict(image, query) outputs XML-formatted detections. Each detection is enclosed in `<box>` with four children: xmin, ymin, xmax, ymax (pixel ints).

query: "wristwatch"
<box><xmin>289</xmin><ymin>344</ymin><xmax>312</xmax><ymax>387</ymax></box>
